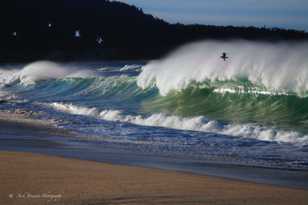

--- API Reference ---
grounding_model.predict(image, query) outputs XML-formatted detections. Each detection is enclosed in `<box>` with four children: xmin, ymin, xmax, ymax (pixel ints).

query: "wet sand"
<box><xmin>0</xmin><ymin>151</ymin><xmax>308</xmax><ymax>205</ymax></box>
<box><xmin>0</xmin><ymin>110</ymin><xmax>308</xmax><ymax>204</ymax></box>
<box><xmin>0</xmin><ymin>110</ymin><xmax>71</xmax><ymax>137</ymax></box>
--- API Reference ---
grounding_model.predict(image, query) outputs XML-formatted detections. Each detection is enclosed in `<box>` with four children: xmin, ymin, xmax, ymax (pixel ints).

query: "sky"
<box><xmin>117</xmin><ymin>0</ymin><xmax>308</xmax><ymax>31</ymax></box>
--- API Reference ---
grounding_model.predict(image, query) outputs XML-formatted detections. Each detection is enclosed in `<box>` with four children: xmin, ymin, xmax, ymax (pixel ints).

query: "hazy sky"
<box><xmin>117</xmin><ymin>0</ymin><xmax>308</xmax><ymax>31</ymax></box>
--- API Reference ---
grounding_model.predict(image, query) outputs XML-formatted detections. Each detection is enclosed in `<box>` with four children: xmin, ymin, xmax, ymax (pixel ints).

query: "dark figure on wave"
<box><xmin>221</xmin><ymin>52</ymin><xmax>228</xmax><ymax>61</ymax></box>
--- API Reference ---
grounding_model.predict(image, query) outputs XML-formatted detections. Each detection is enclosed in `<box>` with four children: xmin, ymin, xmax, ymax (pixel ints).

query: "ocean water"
<box><xmin>1</xmin><ymin>40</ymin><xmax>308</xmax><ymax>170</ymax></box>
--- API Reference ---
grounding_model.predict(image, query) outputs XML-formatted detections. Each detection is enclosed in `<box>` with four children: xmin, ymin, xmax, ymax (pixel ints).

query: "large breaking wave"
<box><xmin>137</xmin><ymin>40</ymin><xmax>308</xmax><ymax>96</ymax></box>
<box><xmin>1</xmin><ymin>41</ymin><xmax>308</xmax><ymax>146</ymax></box>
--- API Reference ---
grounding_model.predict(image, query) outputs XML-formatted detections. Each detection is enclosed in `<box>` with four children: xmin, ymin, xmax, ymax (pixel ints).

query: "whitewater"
<box><xmin>1</xmin><ymin>40</ymin><xmax>308</xmax><ymax>169</ymax></box>
<box><xmin>138</xmin><ymin>40</ymin><xmax>308</xmax><ymax>96</ymax></box>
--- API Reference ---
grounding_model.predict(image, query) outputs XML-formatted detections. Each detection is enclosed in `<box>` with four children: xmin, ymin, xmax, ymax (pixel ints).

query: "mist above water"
<box><xmin>138</xmin><ymin>40</ymin><xmax>308</xmax><ymax>96</ymax></box>
<box><xmin>0</xmin><ymin>61</ymin><xmax>95</xmax><ymax>86</ymax></box>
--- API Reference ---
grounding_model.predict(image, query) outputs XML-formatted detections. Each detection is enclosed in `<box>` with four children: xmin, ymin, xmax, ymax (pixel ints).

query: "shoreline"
<box><xmin>1</xmin><ymin>151</ymin><xmax>308</xmax><ymax>205</ymax></box>
<box><xmin>0</xmin><ymin>110</ymin><xmax>72</xmax><ymax>137</ymax></box>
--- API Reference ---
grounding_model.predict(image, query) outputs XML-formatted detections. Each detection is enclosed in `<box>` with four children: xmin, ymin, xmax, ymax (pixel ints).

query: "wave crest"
<box><xmin>47</xmin><ymin>102</ymin><xmax>308</xmax><ymax>145</ymax></box>
<box><xmin>137</xmin><ymin>40</ymin><xmax>308</xmax><ymax>96</ymax></box>
<box><xmin>0</xmin><ymin>61</ymin><xmax>96</xmax><ymax>86</ymax></box>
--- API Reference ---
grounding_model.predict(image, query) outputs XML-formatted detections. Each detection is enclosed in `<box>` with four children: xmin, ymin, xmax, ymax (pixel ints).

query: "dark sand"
<box><xmin>0</xmin><ymin>151</ymin><xmax>308</xmax><ymax>205</ymax></box>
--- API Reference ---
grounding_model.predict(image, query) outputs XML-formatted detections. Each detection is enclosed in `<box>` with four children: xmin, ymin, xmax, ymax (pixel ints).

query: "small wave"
<box><xmin>120</xmin><ymin>64</ymin><xmax>142</xmax><ymax>72</ymax></box>
<box><xmin>0</xmin><ymin>91</ymin><xmax>17</xmax><ymax>101</ymax></box>
<box><xmin>98</xmin><ymin>66</ymin><xmax>119</xmax><ymax>72</ymax></box>
<box><xmin>48</xmin><ymin>102</ymin><xmax>308</xmax><ymax>145</ymax></box>
<box><xmin>97</xmin><ymin>64</ymin><xmax>142</xmax><ymax>72</ymax></box>
<box><xmin>49</xmin><ymin>102</ymin><xmax>99</xmax><ymax>116</ymax></box>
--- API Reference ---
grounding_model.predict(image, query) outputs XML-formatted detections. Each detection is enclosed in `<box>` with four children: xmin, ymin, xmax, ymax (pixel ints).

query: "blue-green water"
<box><xmin>1</xmin><ymin>60</ymin><xmax>308</xmax><ymax>170</ymax></box>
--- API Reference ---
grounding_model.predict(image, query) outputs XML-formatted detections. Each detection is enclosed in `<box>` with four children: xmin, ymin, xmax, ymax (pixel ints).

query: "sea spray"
<box><xmin>0</xmin><ymin>61</ymin><xmax>96</xmax><ymax>86</ymax></box>
<box><xmin>138</xmin><ymin>40</ymin><xmax>308</xmax><ymax>96</ymax></box>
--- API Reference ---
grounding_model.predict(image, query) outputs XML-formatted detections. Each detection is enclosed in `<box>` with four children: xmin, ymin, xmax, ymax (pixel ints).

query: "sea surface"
<box><xmin>1</xmin><ymin>41</ymin><xmax>308</xmax><ymax>174</ymax></box>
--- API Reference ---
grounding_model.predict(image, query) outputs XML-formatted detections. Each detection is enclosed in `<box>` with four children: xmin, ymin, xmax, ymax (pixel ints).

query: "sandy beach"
<box><xmin>0</xmin><ymin>151</ymin><xmax>307</xmax><ymax>205</ymax></box>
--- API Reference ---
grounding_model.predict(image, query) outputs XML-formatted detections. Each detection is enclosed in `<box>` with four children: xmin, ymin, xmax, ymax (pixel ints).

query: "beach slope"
<box><xmin>0</xmin><ymin>151</ymin><xmax>307</xmax><ymax>205</ymax></box>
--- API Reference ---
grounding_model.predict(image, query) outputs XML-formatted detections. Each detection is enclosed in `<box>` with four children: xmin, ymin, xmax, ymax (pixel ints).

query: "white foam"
<box><xmin>48</xmin><ymin>102</ymin><xmax>308</xmax><ymax>145</ymax></box>
<box><xmin>97</xmin><ymin>64</ymin><xmax>142</xmax><ymax>72</ymax></box>
<box><xmin>137</xmin><ymin>40</ymin><xmax>308</xmax><ymax>96</ymax></box>
<box><xmin>120</xmin><ymin>64</ymin><xmax>142</xmax><ymax>71</ymax></box>
<box><xmin>19</xmin><ymin>61</ymin><xmax>72</xmax><ymax>85</ymax></box>
<box><xmin>213</xmin><ymin>87</ymin><xmax>288</xmax><ymax>96</ymax></box>
<box><xmin>49</xmin><ymin>103</ymin><xmax>99</xmax><ymax>116</ymax></box>
<box><xmin>0</xmin><ymin>90</ymin><xmax>17</xmax><ymax>100</ymax></box>
<box><xmin>0</xmin><ymin>61</ymin><xmax>96</xmax><ymax>86</ymax></box>
<box><xmin>98</xmin><ymin>66</ymin><xmax>119</xmax><ymax>71</ymax></box>
<box><xmin>0</xmin><ymin>69</ymin><xmax>20</xmax><ymax>87</ymax></box>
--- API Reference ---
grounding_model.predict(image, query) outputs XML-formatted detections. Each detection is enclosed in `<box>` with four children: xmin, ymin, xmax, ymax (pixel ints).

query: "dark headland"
<box><xmin>1</xmin><ymin>0</ymin><xmax>308</xmax><ymax>62</ymax></box>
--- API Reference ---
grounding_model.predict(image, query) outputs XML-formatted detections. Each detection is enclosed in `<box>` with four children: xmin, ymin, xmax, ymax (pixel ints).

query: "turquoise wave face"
<box><xmin>142</xmin><ymin>82</ymin><xmax>308</xmax><ymax>133</ymax></box>
<box><xmin>6</xmin><ymin>76</ymin><xmax>157</xmax><ymax>112</ymax></box>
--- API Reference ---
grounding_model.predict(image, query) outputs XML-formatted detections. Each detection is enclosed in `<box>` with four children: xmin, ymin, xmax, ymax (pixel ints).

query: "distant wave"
<box><xmin>0</xmin><ymin>61</ymin><xmax>95</xmax><ymax>86</ymax></box>
<box><xmin>48</xmin><ymin>102</ymin><xmax>308</xmax><ymax>145</ymax></box>
<box><xmin>120</xmin><ymin>64</ymin><xmax>142</xmax><ymax>72</ymax></box>
<box><xmin>138</xmin><ymin>40</ymin><xmax>308</xmax><ymax>97</ymax></box>
<box><xmin>97</xmin><ymin>64</ymin><xmax>142</xmax><ymax>72</ymax></box>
